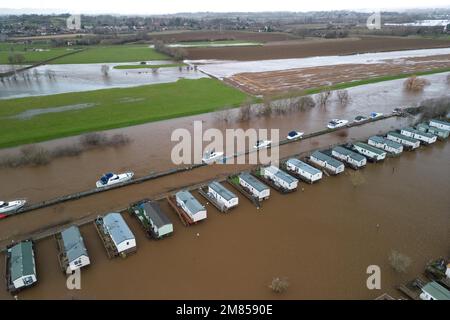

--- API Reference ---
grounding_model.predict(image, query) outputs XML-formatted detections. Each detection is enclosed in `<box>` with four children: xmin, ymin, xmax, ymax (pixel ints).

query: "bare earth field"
<box><xmin>226</xmin><ymin>54</ymin><xmax>450</xmax><ymax>95</ymax></box>
<box><xmin>185</xmin><ymin>36</ymin><xmax>450</xmax><ymax>61</ymax></box>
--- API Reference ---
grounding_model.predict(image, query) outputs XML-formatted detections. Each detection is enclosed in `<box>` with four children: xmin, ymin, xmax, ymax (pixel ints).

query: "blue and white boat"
<box><xmin>96</xmin><ymin>172</ymin><xmax>134</xmax><ymax>188</ymax></box>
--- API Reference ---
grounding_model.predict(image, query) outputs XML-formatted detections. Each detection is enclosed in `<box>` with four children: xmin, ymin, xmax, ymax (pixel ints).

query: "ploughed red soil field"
<box><xmin>185</xmin><ymin>36</ymin><xmax>450</xmax><ymax>61</ymax></box>
<box><xmin>226</xmin><ymin>54</ymin><xmax>450</xmax><ymax>95</ymax></box>
<box><xmin>0</xmin><ymin>141</ymin><xmax>448</xmax><ymax>299</ymax></box>
<box><xmin>150</xmin><ymin>30</ymin><xmax>298</xmax><ymax>43</ymax></box>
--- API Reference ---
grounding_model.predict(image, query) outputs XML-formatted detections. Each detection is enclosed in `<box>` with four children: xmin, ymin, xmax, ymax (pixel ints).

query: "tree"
<box><xmin>336</xmin><ymin>90</ymin><xmax>350</xmax><ymax>106</ymax></box>
<box><xmin>446</xmin><ymin>74</ymin><xmax>450</xmax><ymax>85</ymax></box>
<box><xmin>238</xmin><ymin>99</ymin><xmax>253</xmax><ymax>121</ymax></box>
<box><xmin>389</xmin><ymin>250</ymin><xmax>412</xmax><ymax>273</ymax></box>
<box><xmin>316</xmin><ymin>90</ymin><xmax>332</xmax><ymax>107</ymax></box>
<box><xmin>404</xmin><ymin>76</ymin><xmax>429</xmax><ymax>92</ymax></box>
<box><xmin>101</xmin><ymin>64</ymin><xmax>110</xmax><ymax>77</ymax></box>
<box><xmin>269</xmin><ymin>277</ymin><xmax>289</xmax><ymax>293</ymax></box>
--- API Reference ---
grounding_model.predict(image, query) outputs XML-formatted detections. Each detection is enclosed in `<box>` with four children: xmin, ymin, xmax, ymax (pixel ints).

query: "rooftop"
<box><xmin>209</xmin><ymin>181</ymin><xmax>237</xmax><ymax>201</ymax></box>
<box><xmin>103</xmin><ymin>213</ymin><xmax>135</xmax><ymax>245</ymax></box>
<box><xmin>61</xmin><ymin>226</ymin><xmax>88</xmax><ymax>263</ymax></box>
<box><xmin>422</xmin><ymin>281</ymin><xmax>450</xmax><ymax>300</ymax></box>
<box><xmin>369</xmin><ymin>136</ymin><xmax>402</xmax><ymax>149</ymax></box>
<box><xmin>264</xmin><ymin>166</ymin><xmax>298</xmax><ymax>184</ymax></box>
<box><xmin>239</xmin><ymin>172</ymin><xmax>269</xmax><ymax>192</ymax></box>
<box><xmin>286</xmin><ymin>158</ymin><xmax>321</xmax><ymax>175</ymax></box>
<box><xmin>387</xmin><ymin>131</ymin><xmax>419</xmax><ymax>143</ymax></box>
<box><xmin>333</xmin><ymin>146</ymin><xmax>366</xmax><ymax>162</ymax></box>
<box><xmin>140</xmin><ymin>201</ymin><xmax>172</xmax><ymax>229</ymax></box>
<box><xmin>311</xmin><ymin>151</ymin><xmax>344</xmax><ymax>168</ymax></box>
<box><xmin>354</xmin><ymin>142</ymin><xmax>386</xmax><ymax>155</ymax></box>
<box><xmin>9</xmin><ymin>241</ymin><xmax>35</xmax><ymax>282</ymax></box>
<box><xmin>430</xmin><ymin>119</ymin><xmax>450</xmax><ymax>126</ymax></box>
<box><xmin>402</xmin><ymin>127</ymin><xmax>436</xmax><ymax>139</ymax></box>
<box><xmin>176</xmin><ymin>190</ymin><xmax>205</xmax><ymax>214</ymax></box>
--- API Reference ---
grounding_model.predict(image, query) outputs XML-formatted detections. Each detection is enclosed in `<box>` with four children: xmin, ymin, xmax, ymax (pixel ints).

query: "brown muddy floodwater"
<box><xmin>0</xmin><ymin>141</ymin><xmax>449</xmax><ymax>300</ymax></box>
<box><xmin>0</xmin><ymin>73</ymin><xmax>449</xmax><ymax>300</ymax></box>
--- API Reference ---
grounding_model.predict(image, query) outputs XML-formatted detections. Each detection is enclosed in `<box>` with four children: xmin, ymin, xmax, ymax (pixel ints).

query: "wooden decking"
<box><xmin>55</xmin><ymin>233</ymin><xmax>69</xmax><ymax>272</ymax></box>
<box><xmin>93</xmin><ymin>218</ymin><xmax>119</xmax><ymax>259</ymax></box>
<box><xmin>166</xmin><ymin>196</ymin><xmax>195</xmax><ymax>227</ymax></box>
<box><xmin>197</xmin><ymin>187</ymin><xmax>229</xmax><ymax>213</ymax></box>
<box><xmin>227</xmin><ymin>175</ymin><xmax>261</xmax><ymax>208</ymax></box>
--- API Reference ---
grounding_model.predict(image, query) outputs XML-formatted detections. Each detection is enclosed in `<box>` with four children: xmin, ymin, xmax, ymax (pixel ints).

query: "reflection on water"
<box><xmin>0</xmin><ymin>61</ymin><xmax>208</xmax><ymax>99</ymax></box>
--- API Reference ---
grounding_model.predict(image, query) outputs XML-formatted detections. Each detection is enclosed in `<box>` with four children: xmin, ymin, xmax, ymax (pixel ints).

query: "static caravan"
<box><xmin>386</xmin><ymin>132</ymin><xmax>420</xmax><ymax>150</ymax></box>
<box><xmin>6</xmin><ymin>240</ymin><xmax>37</xmax><ymax>292</ymax></box>
<box><xmin>58</xmin><ymin>226</ymin><xmax>90</xmax><ymax>272</ymax></box>
<box><xmin>419</xmin><ymin>281</ymin><xmax>450</xmax><ymax>301</ymax></box>
<box><xmin>353</xmin><ymin>142</ymin><xmax>386</xmax><ymax>161</ymax></box>
<box><xmin>310</xmin><ymin>151</ymin><xmax>345</xmax><ymax>175</ymax></box>
<box><xmin>400</xmin><ymin>127</ymin><xmax>437</xmax><ymax>145</ymax></box>
<box><xmin>131</xmin><ymin>200</ymin><xmax>173</xmax><ymax>239</ymax></box>
<box><xmin>417</xmin><ymin>123</ymin><xmax>449</xmax><ymax>140</ymax></box>
<box><xmin>285</xmin><ymin>158</ymin><xmax>322</xmax><ymax>183</ymax></box>
<box><xmin>262</xmin><ymin>166</ymin><xmax>298</xmax><ymax>191</ymax></box>
<box><xmin>100</xmin><ymin>213</ymin><xmax>137</xmax><ymax>256</ymax></box>
<box><xmin>368</xmin><ymin>136</ymin><xmax>403</xmax><ymax>155</ymax></box>
<box><xmin>176</xmin><ymin>190</ymin><xmax>207</xmax><ymax>223</ymax></box>
<box><xmin>429</xmin><ymin>119</ymin><xmax>450</xmax><ymax>131</ymax></box>
<box><xmin>331</xmin><ymin>146</ymin><xmax>367</xmax><ymax>168</ymax></box>
<box><xmin>208</xmin><ymin>181</ymin><xmax>239</xmax><ymax>210</ymax></box>
<box><xmin>239</xmin><ymin>172</ymin><xmax>270</xmax><ymax>201</ymax></box>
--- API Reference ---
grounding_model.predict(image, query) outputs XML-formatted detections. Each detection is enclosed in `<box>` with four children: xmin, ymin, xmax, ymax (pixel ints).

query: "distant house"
<box><xmin>101</xmin><ymin>213</ymin><xmax>136</xmax><ymax>255</ymax></box>
<box><xmin>239</xmin><ymin>172</ymin><xmax>270</xmax><ymax>200</ymax></box>
<box><xmin>131</xmin><ymin>200</ymin><xmax>173</xmax><ymax>239</ymax></box>
<box><xmin>429</xmin><ymin>119</ymin><xmax>450</xmax><ymax>131</ymax></box>
<box><xmin>175</xmin><ymin>190</ymin><xmax>207</xmax><ymax>222</ymax></box>
<box><xmin>286</xmin><ymin>158</ymin><xmax>323</xmax><ymax>183</ymax></box>
<box><xmin>59</xmin><ymin>226</ymin><xmax>91</xmax><ymax>272</ymax></box>
<box><xmin>310</xmin><ymin>151</ymin><xmax>344</xmax><ymax>174</ymax></box>
<box><xmin>420</xmin><ymin>281</ymin><xmax>450</xmax><ymax>300</ymax></box>
<box><xmin>400</xmin><ymin>127</ymin><xmax>437</xmax><ymax>145</ymax></box>
<box><xmin>7</xmin><ymin>240</ymin><xmax>37</xmax><ymax>292</ymax></box>
<box><xmin>262</xmin><ymin>166</ymin><xmax>298</xmax><ymax>191</ymax></box>
<box><xmin>386</xmin><ymin>132</ymin><xmax>420</xmax><ymax>149</ymax></box>
<box><xmin>353</xmin><ymin>142</ymin><xmax>386</xmax><ymax>161</ymax></box>
<box><xmin>208</xmin><ymin>181</ymin><xmax>239</xmax><ymax>209</ymax></box>
<box><xmin>331</xmin><ymin>146</ymin><xmax>367</xmax><ymax>168</ymax></box>
<box><xmin>368</xmin><ymin>136</ymin><xmax>403</xmax><ymax>154</ymax></box>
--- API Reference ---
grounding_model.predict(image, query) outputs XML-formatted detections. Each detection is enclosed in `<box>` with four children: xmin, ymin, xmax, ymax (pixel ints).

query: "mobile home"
<box><xmin>417</xmin><ymin>123</ymin><xmax>449</xmax><ymax>140</ymax></box>
<box><xmin>58</xmin><ymin>226</ymin><xmax>90</xmax><ymax>272</ymax></box>
<box><xmin>353</xmin><ymin>142</ymin><xmax>386</xmax><ymax>161</ymax></box>
<box><xmin>419</xmin><ymin>281</ymin><xmax>450</xmax><ymax>300</ymax></box>
<box><xmin>368</xmin><ymin>136</ymin><xmax>403</xmax><ymax>155</ymax></box>
<box><xmin>175</xmin><ymin>190</ymin><xmax>207</xmax><ymax>222</ymax></box>
<box><xmin>130</xmin><ymin>200</ymin><xmax>173</xmax><ymax>239</ymax></box>
<box><xmin>262</xmin><ymin>166</ymin><xmax>298</xmax><ymax>191</ymax></box>
<box><xmin>386</xmin><ymin>132</ymin><xmax>420</xmax><ymax>150</ymax></box>
<box><xmin>239</xmin><ymin>172</ymin><xmax>270</xmax><ymax>201</ymax></box>
<box><xmin>208</xmin><ymin>181</ymin><xmax>239</xmax><ymax>210</ymax></box>
<box><xmin>310</xmin><ymin>151</ymin><xmax>345</xmax><ymax>175</ymax></box>
<box><xmin>400</xmin><ymin>127</ymin><xmax>437</xmax><ymax>145</ymax></box>
<box><xmin>429</xmin><ymin>119</ymin><xmax>450</xmax><ymax>131</ymax></box>
<box><xmin>97</xmin><ymin>212</ymin><xmax>136</xmax><ymax>257</ymax></box>
<box><xmin>331</xmin><ymin>146</ymin><xmax>367</xmax><ymax>168</ymax></box>
<box><xmin>6</xmin><ymin>240</ymin><xmax>37</xmax><ymax>292</ymax></box>
<box><xmin>285</xmin><ymin>158</ymin><xmax>323</xmax><ymax>183</ymax></box>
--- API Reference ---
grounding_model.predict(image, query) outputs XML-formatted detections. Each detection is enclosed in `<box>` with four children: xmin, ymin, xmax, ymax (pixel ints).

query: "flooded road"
<box><xmin>0</xmin><ymin>72</ymin><xmax>448</xmax><ymax>204</ymax></box>
<box><xmin>0</xmin><ymin>140</ymin><xmax>448</xmax><ymax>299</ymax></box>
<box><xmin>0</xmin><ymin>61</ymin><xmax>207</xmax><ymax>99</ymax></box>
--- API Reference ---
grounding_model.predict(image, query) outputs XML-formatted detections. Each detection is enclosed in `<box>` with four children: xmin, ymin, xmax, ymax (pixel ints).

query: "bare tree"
<box><xmin>215</xmin><ymin>106</ymin><xmax>233</xmax><ymax>123</ymax></box>
<box><xmin>298</xmin><ymin>96</ymin><xmax>316</xmax><ymax>111</ymax></box>
<box><xmin>259</xmin><ymin>95</ymin><xmax>273</xmax><ymax>117</ymax></box>
<box><xmin>446</xmin><ymin>74</ymin><xmax>450</xmax><ymax>85</ymax></box>
<box><xmin>238</xmin><ymin>99</ymin><xmax>253</xmax><ymax>121</ymax></box>
<box><xmin>101</xmin><ymin>64</ymin><xmax>110</xmax><ymax>77</ymax></box>
<box><xmin>404</xmin><ymin>76</ymin><xmax>429</xmax><ymax>92</ymax></box>
<box><xmin>336</xmin><ymin>90</ymin><xmax>350</xmax><ymax>106</ymax></box>
<box><xmin>269</xmin><ymin>277</ymin><xmax>289</xmax><ymax>293</ymax></box>
<box><xmin>389</xmin><ymin>250</ymin><xmax>412</xmax><ymax>273</ymax></box>
<box><xmin>316</xmin><ymin>90</ymin><xmax>332</xmax><ymax>107</ymax></box>
<box><xmin>152</xmin><ymin>67</ymin><xmax>159</xmax><ymax>74</ymax></box>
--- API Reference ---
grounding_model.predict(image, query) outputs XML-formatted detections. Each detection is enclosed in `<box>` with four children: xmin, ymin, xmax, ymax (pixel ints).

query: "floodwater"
<box><xmin>0</xmin><ymin>61</ymin><xmax>207</xmax><ymax>99</ymax></box>
<box><xmin>0</xmin><ymin>72</ymin><xmax>448</xmax><ymax>300</ymax></box>
<box><xmin>190</xmin><ymin>47</ymin><xmax>450</xmax><ymax>78</ymax></box>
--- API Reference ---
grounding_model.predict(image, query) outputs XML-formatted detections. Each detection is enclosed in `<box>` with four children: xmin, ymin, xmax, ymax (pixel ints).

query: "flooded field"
<box><xmin>0</xmin><ymin>140</ymin><xmax>448</xmax><ymax>300</ymax></box>
<box><xmin>194</xmin><ymin>47</ymin><xmax>450</xmax><ymax>79</ymax></box>
<box><xmin>0</xmin><ymin>61</ymin><xmax>206</xmax><ymax>99</ymax></box>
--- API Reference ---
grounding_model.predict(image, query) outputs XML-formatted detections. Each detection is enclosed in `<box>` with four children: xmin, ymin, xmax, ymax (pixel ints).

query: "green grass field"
<box><xmin>0</xmin><ymin>43</ymin><xmax>80</xmax><ymax>64</ymax></box>
<box><xmin>51</xmin><ymin>45</ymin><xmax>168</xmax><ymax>64</ymax></box>
<box><xmin>0</xmin><ymin>78</ymin><xmax>248</xmax><ymax>148</ymax></box>
<box><xmin>113</xmin><ymin>63</ymin><xmax>185</xmax><ymax>70</ymax></box>
<box><xmin>171</xmin><ymin>40</ymin><xmax>262</xmax><ymax>47</ymax></box>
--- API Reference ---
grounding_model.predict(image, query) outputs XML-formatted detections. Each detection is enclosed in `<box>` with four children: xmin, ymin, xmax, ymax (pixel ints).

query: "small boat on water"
<box><xmin>96</xmin><ymin>172</ymin><xmax>134</xmax><ymax>188</ymax></box>
<box><xmin>287</xmin><ymin>131</ymin><xmax>304</xmax><ymax>140</ymax></box>
<box><xmin>254</xmin><ymin>140</ymin><xmax>272</xmax><ymax>150</ymax></box>
<box><xmin>0</xmin><ymin>200</ymin><xmax>27</xmax><ymax>218</ymax></box>
<box><xmin>327</xmin><ymin>119</ymin><xmax>349</xmax><ymax>129</ymax></box>
<box><xmin>202</xmin><ymin>149</ymin><xmax>224</xmax><ymax>164</ymax></box>
<box><xmin>370</xmin><ymin>112</ymin><xmax>383</xmax><ymax>119</ymax></box>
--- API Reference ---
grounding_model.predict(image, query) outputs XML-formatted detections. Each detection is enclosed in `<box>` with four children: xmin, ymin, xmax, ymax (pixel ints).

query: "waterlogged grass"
<box><xmin>0</xmin><ymin>43</ymin><xmax>81</xmax><ymax>64</ymax></box>
<box><xmin>113</xmin><ymin>63</ymin><xmax>185</xmax><ymax>70</ymax></box>
<box><xmin>0</xmin><ymin>78</ymin><xmax>249</xmax><ymax>148</ymax></box>
<box><xmin>51</xmin><ymin>45</ymin><xmax>168</xmax><ymax>64</ymax></box>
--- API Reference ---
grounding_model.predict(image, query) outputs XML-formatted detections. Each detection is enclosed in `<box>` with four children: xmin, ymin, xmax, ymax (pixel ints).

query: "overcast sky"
<box><xmin>2</xmin><ymin>0</ymin><xmax>450</xmax><ymax>15</ymax></box>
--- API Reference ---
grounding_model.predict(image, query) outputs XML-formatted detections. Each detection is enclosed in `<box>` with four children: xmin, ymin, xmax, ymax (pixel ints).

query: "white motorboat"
<box><xmin>353</xmin><ymin>115</ymin><xmax>368</xmax><ymax>123</ymax></box>
<box><xmin>287</xmin><ymin>131</ymin><xmax>304</xmax><ymax>140</ymax></box>
<box><xmin>202</xmin><ymin>149</ymin><xmax>224</xmax><ymax>164</ymax></box>
<box><xmin>370</xmin><ymin>112</ymin><xmax>384</xmax><ymax>119</ymax></box>
<box><xmin>0</xmin><ymin>200</ymin><xmax>26</xmax><ymax>217</ymax></box>
<box><xmin>254</xmin><ymin>140</ymin><xmax>272</xmax><ymax>150</ymax></box>
<box><xmin>96</xmin><ymin>172</ymin><xmax>134</xmax><ymax>188</ymax></box>
<box><xmin>327</xmin><ymin>119</ymin><xmax>349</xmax><ymax>129</ymax></box>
